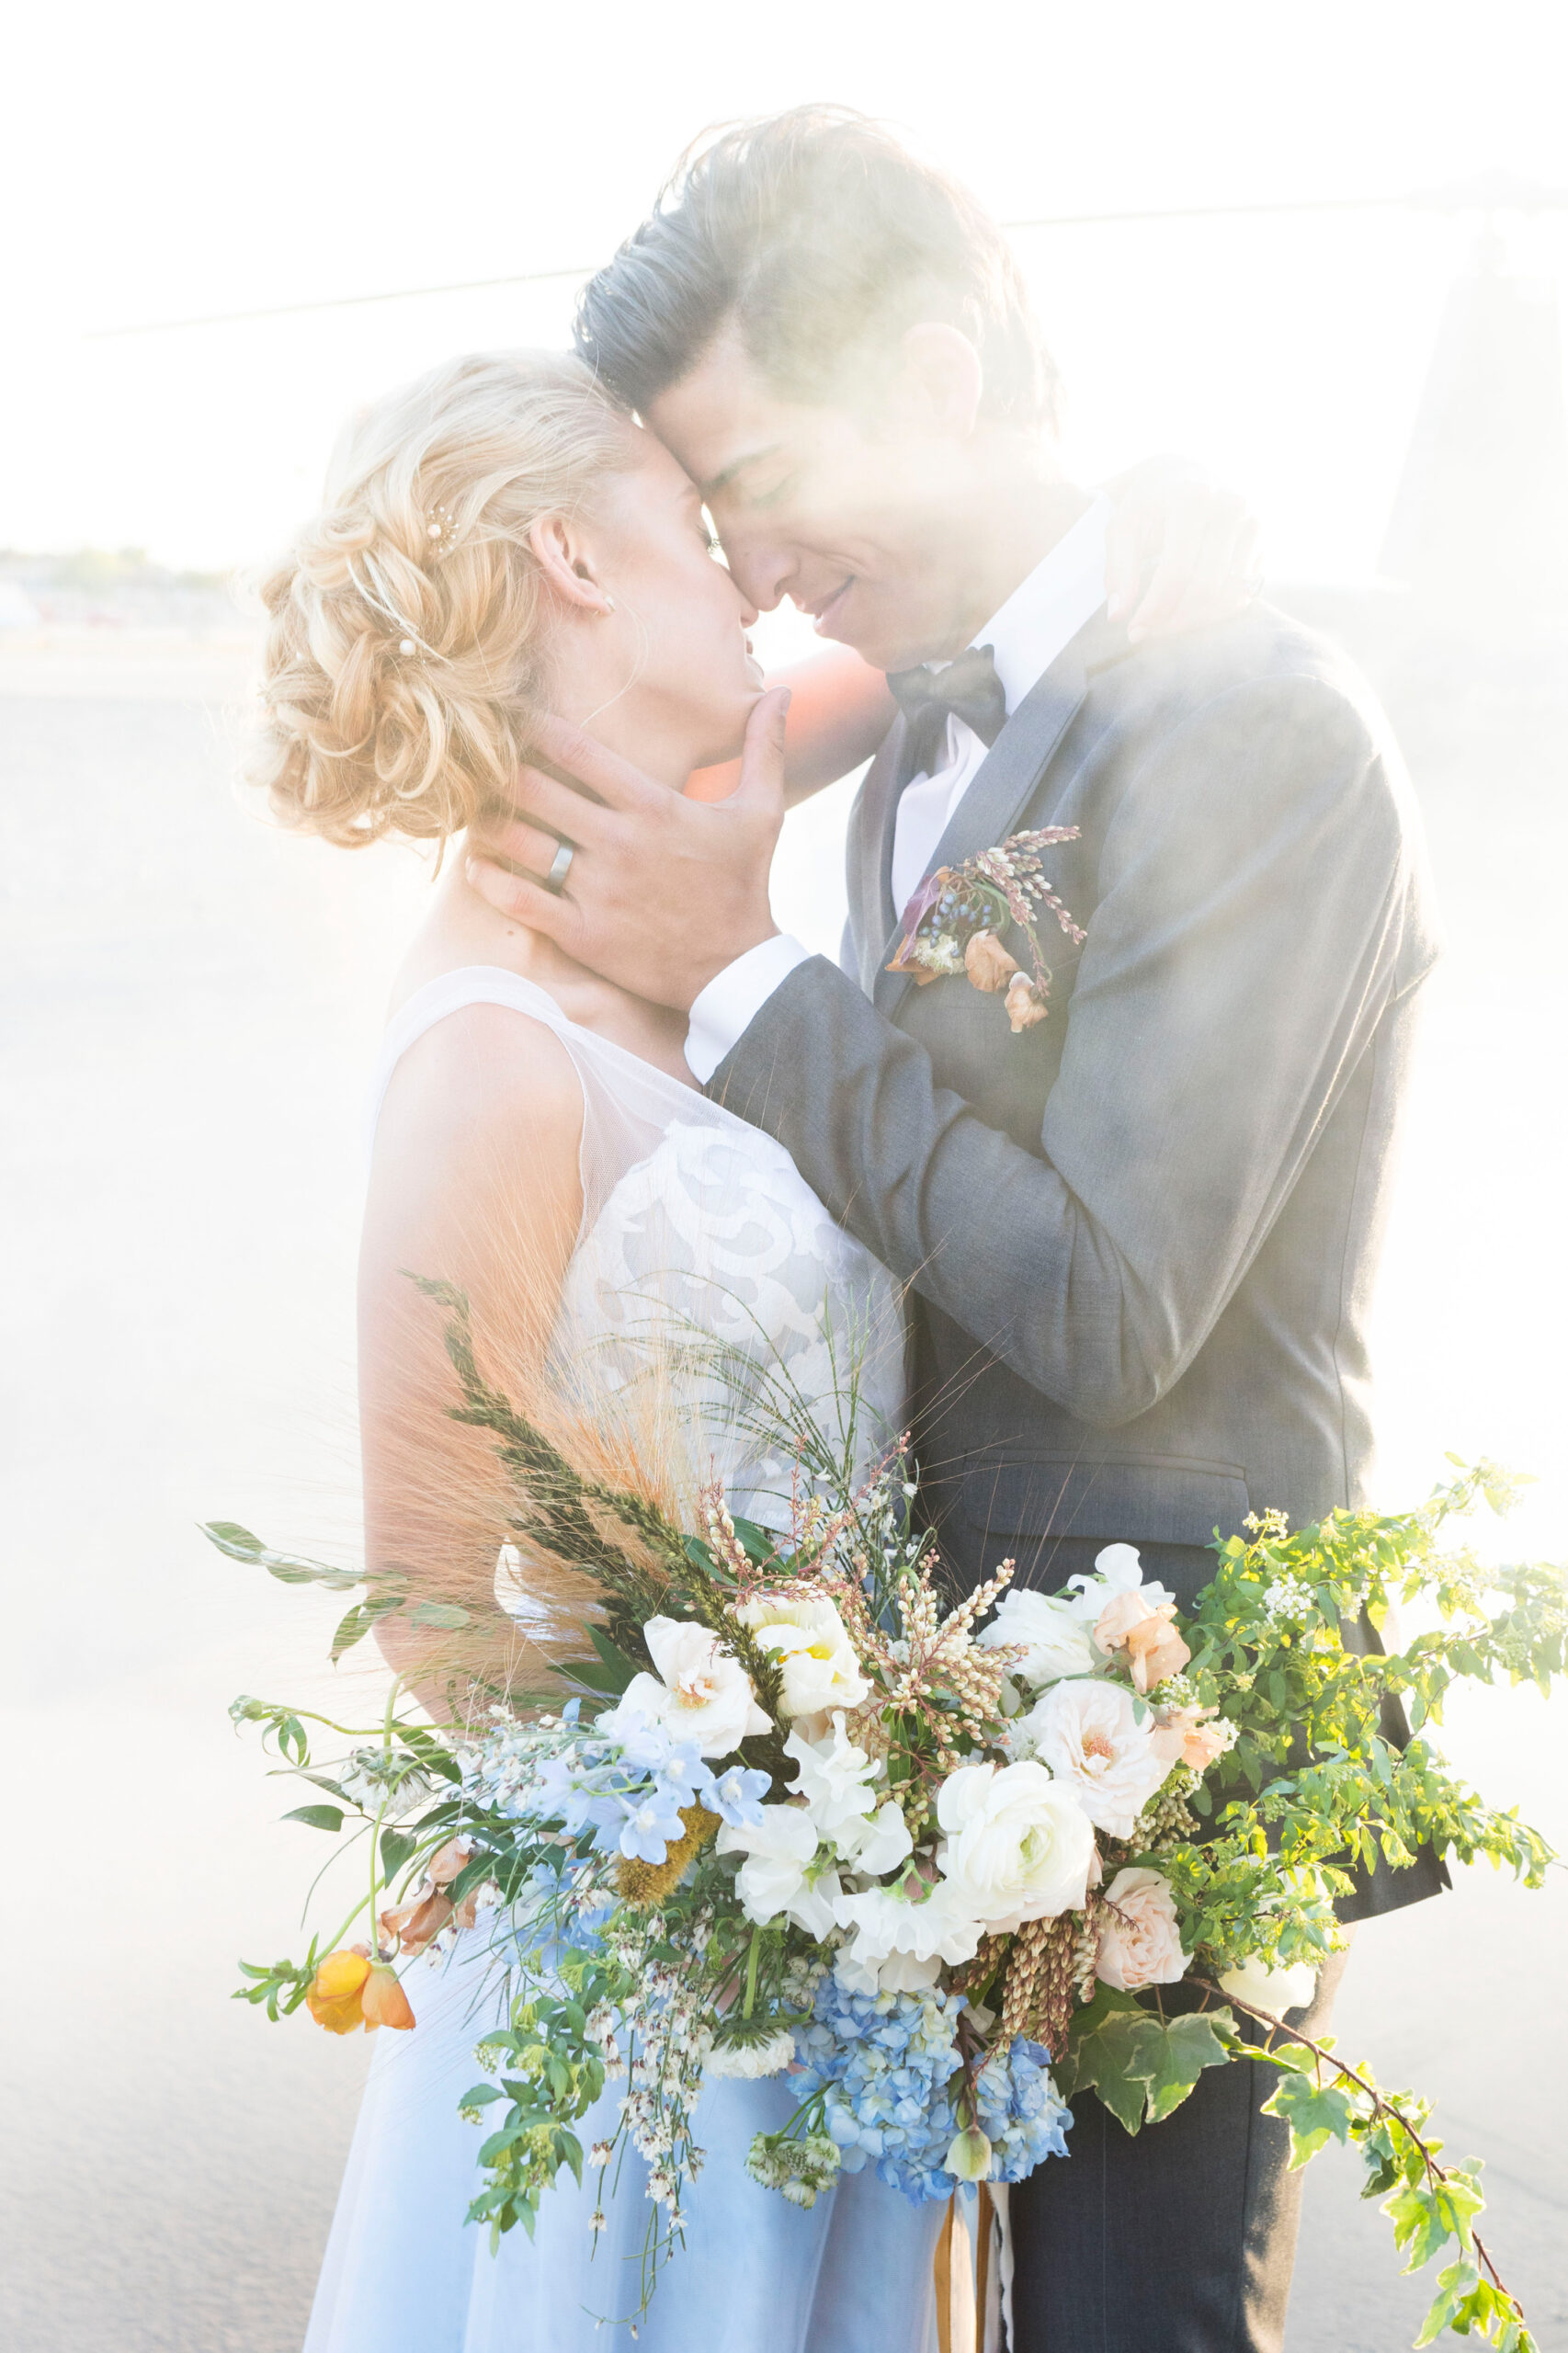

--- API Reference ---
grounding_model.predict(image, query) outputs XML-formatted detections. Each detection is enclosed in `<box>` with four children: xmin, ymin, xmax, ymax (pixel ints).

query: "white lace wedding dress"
<box><xmin>304</xmin><ymin>968</ymin><xmax>943</xmax><ymax>2353</ymax></box>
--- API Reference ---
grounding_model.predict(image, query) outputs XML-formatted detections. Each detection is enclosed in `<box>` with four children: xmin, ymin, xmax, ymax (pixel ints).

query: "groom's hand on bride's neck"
<box><xmin>464</xmin><ymin>688</ymin><xmax>791</xmax><ymax>1012</ymax></box>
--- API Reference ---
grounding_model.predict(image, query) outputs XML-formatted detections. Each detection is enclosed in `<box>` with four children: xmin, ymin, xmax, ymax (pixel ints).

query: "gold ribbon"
<box><xmin>934</xmin><ymin>2185</ymin><xmax>997</xmax><ymax>2353</ymax></box>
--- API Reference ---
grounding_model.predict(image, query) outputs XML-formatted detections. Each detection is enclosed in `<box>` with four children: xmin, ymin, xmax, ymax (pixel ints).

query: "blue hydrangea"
<box><xmin>793</xmin><ymin>1974</ymin><xmax>1072</xmax><ymax>2203</ymax></box>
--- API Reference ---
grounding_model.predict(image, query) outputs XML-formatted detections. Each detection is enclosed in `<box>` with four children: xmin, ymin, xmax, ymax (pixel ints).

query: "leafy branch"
<box><xmin>1187</xmin><ymin>1980</ymin><xmax>1535</xmax><ymax>2352</ymax></box>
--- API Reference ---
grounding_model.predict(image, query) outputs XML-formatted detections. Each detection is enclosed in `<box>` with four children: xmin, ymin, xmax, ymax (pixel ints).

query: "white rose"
<box><xmin>1218</xmin><ymin>1953</ymin><xmax>1319</xmax><ymax>2017</ymax></box>
<box><xmin>1065</xmin><ymin>1541</ymin><xmax>1176</xmax><ymax>1624</ymax></box>
<box><xmin>936</xmin><ymin>1759</ymin><xmax>1096</xmax><ymax>1931</ymax></box>
<box><xmin>1022</xmin><ymin>1678</ymin><xmax>1173</xmax><ymax>1838</ymax></box>
<box><xmin>1095</xmin><ymin>1867</ymin><xmax>1189</xmax><ymax>1991</ymax></box>
<box><xmin>976</xmin><ymin>1588</ymin><xmax>1099</xmax><ymax>1688</ymax></box>
<box><xmin>716</xmin><ymin>1804</ymin><xmax>840</xmax><ymax>1935</ymax></box>
<box><xmin>606</xmin><ymin>1616</ymin><xmax>770</xmax><ymax>1756</ymax></box>
<box><xmin>831</xmin><ymin>1878</ymin><xmax>983</xmax><ymax>1995</ymax></box>
<box><xmin>738</xmin><ymin>1594</ymin><xmax>870</xmax><ymax>1719</ymax></box>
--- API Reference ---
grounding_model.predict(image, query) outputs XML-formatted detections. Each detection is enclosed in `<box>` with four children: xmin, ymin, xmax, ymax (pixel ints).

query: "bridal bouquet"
<box><xmin>216</xmin><ymin>1285</ymin><xmax>1564</xmax><ymax>2347</ymax></box>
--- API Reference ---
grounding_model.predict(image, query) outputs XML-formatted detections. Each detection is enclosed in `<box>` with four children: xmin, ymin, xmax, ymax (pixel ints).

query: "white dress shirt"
<box><xmin>685</xmin><ymin>494</ymin><xmax>1111</xmax><ymax>1085</ymax></box>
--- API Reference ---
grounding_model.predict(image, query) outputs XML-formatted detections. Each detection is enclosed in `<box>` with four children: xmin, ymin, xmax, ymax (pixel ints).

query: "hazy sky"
<box><xmin>7</xmin><ymin>0</ymin><xmax>1568</xmax><ymax>579</ymax></box>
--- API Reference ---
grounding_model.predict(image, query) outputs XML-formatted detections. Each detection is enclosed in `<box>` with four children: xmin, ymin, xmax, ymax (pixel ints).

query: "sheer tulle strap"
<box><xmin>364</xmin><ymin>965</ymin><xmax>699</xmax><ymax>1240</ymax></box>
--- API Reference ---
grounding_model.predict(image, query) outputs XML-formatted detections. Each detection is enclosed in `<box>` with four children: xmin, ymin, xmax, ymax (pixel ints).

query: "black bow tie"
<box><xmin>887</xmin><ymin>644</ymin><xmax>1008</xmax><ymax>787</ymax></box>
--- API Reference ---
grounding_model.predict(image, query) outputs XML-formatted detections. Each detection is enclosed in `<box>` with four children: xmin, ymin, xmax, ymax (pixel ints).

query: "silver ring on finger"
<box><xmin>544</xmin><ymin>838</ymin><xmax>575</xmax><ymax>894</ymax></box>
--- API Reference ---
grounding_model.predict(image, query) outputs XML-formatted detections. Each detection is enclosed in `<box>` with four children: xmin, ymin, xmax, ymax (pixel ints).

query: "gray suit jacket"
<box><xmin>710</xmin><ymin>602</ymin><xmax>1448</xmax><ymax>1918</ymax></box>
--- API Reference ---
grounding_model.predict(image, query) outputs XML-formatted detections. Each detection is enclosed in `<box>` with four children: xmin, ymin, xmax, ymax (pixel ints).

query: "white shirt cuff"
<box><xmin>685</xmin><ymin>934</ymin><xmax>811</xmax><ymax>1084</ymax></box>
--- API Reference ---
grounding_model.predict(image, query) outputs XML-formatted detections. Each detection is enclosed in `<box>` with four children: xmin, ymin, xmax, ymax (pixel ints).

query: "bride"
<box><xmin>250</xmin><ymin>348</ymin><xmax>1253</xmax><ymax>2352</ymax></box>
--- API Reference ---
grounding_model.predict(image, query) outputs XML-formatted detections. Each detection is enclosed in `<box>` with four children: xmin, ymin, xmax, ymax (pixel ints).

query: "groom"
<box><xmin>472</xmin><ymin>108</ymin><xmax>1446</xmax><ymax>2350</ymax></box>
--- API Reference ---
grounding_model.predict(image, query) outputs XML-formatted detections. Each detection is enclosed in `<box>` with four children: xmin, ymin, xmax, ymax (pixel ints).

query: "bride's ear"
<box><xmin>528</xmin><ymin>513</ymin><xmax>616</xmax><ymax>618</ymax></box>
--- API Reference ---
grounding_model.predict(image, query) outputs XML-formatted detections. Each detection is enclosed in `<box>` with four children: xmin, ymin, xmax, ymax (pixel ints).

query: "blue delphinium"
<box><xmin>794</xmin><ymin>1973</ymin><xmax>1072</xmax><ymax>2203</ymax></box>
<box><xmin>479</xmin><ymin>1709</ymin><xmax>769</xmax><ymax>1868</ymax></box>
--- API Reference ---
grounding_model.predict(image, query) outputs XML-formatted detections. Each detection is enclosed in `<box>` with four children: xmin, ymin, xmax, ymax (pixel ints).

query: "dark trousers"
<box><xmin>1008</xmin><ymin>1945</ymin><xmax>1350</xmax><ymax>2353</ymax></box>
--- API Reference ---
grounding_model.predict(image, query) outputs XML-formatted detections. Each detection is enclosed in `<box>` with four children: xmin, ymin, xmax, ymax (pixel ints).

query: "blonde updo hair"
<box><xmin>252</xmin><ymin>350</ymin><xmax>640</xmax><ymax>847</ymax></box>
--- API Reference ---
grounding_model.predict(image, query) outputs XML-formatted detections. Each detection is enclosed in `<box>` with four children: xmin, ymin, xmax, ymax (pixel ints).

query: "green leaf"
<box><xmin>460</xmin><ymin>2082</ymin><xmax>504</xmax><ymax>2109</ymax></box>
<box><xmin>1261</xmin><ymin>2071</ymin><xmax>1354</xmax><ymax>2166</ymax></box>
<box><xmin>1144</xmin><ymin>2010</ymin><xmax>1239</xmax><ymax>2123</ymax></box>
<box><xmin>408</xmin><ymin>1600</ymin><xmax>472</xmax><ymax>1630</ymax></box>
<box><xmin>282</xmin><ymin>1803</ymin><xmax>345</xmax><ymax>1834</ymax></box>
<box><xmin>1384</xmin><ymin>2163</ymin><xmax>1485</xmax><ymax>2273</ymax></box>
<box><xmin>331</xmin><ymin>1592</ymin><xmax>404</xmax><ymax>1662</ymax></box>
<box><xmin>379</xmin><ymin>1828</ymin><xmax>415</xmax><ymax>1880</ymax></box>
<box><xmin>201</xmin><ymin>1521</ymin><xmax>362</xmax><ymax>1592</ymax></box>
<box><xmin>1057</xmin><ymin>1992</ymin><xmax>1240</xmax><ymax>2135</ymax></box>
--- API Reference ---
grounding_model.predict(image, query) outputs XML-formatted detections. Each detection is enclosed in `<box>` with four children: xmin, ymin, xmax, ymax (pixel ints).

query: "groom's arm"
<box><xmin>705</xmin><ymin>674</ymin><xmax>1434</xmax><ymax>1427</ymax></box>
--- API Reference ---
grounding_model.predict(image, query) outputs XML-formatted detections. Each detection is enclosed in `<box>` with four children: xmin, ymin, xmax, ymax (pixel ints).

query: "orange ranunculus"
<box><xmin>306</xmin><ymin>1945</ymin><xmax>373</xmax><ymax>2034</ymax></box>
<box><xmin>360</xmin><ymin>1963</ymin><xmax>416</xmax><ymax>2031</ymax></box>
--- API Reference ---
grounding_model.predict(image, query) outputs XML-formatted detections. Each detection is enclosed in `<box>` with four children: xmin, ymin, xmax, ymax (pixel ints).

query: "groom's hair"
<box><xmin>574</xmin><ymin>108</ymin><xmax>1060</xmax><ymax>433</ymax></box>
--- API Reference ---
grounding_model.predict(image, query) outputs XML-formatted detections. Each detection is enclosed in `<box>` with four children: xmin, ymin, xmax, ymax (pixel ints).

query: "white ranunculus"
<box><xmin>831</xmin><ymin>1878</ymin><xmax>983</xmax><ymax>1994</ymax></box>
<box><xmin>606</xmin><ymin>1616</ymin><xmax>770</xmax><ymax>1756</ymax></box>
<box><xmin>1095</xmin><ymin>1866</ymin><xmax>1189</xmax><ymax>1991</ymax></box>
<box><xmin>737</xmin><ymin>1594</ymin><xmax>870</xmax><ymax>1719</ymax></box>
<box><xmin>1021</xmin><ymin>1678</ymin><xmax>1173</xmax><ymax>1839</ymax></box>
<box><xmin>716</xmin><ymin>1804</ymin><xmax>840</xmax><ymax>1935</ymax></box>
<box><xmin>1065</xmin><ymin>1541</ymin><xmax>1176</xmax><ymax>1625</ymax></box>
<box><xmin>1218</xmin><ymin>1953</ymin><xmax>1319</xmax><ymax>2018</ymax></box>
<box><xmin>935</xmin><ymin>1759</ymin><xmax>1096</xmax><ymax>1931</ymax></box>
<box><xmin>976</xmin><ymin>1587</ymin><xmax>1099</xmax><ymax>1688</ymax></box>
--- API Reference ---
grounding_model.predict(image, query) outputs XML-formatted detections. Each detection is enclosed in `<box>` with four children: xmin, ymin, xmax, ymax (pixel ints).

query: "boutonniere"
<box><xmin>886</xmin><ymin>827</ymin><xmax>1086</xmax><ymax>1033</ymax></box>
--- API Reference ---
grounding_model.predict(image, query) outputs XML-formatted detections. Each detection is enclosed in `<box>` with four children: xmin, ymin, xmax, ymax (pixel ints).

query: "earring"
<box><xmin>602</xmin><ymin>595</ymin><xmax>617</xmax><ymax>615</ymax></box>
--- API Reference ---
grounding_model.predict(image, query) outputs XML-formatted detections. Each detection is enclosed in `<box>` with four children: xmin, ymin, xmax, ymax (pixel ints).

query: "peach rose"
<box><xmin>964</xmin><ymin>930</ymin><xmax>1021</xmax><ymax>993</ymax></box>
<box><xmin>1152</xmin><ymin>1705</ymin><xmax>1230</xmax><ymax>1773</ymax></box>
<box><xmin>1095</xmin><ymin>1867</ymin><xmax>1189</xmax><ymax>1992</ymax></box>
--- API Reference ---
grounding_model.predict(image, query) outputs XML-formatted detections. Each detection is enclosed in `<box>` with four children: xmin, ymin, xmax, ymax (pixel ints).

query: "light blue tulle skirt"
<box><xmin>304</xmin><ymin>1925</ymin><xmax>943</xmax><ymax>2353</ymax></box>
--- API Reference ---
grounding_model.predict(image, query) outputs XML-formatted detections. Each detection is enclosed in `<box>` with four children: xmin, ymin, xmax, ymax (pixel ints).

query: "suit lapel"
<box><xmin>871</xmin><ymin>626</ymin><xmax>1095</xmax><ymax>1020</ymax></box>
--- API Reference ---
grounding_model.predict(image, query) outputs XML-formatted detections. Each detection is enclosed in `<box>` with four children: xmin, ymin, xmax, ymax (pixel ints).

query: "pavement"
<box><xmin>2</xmin><ymin>620</ymin><xmax>1563</xmax><ymax>2351</ymax></box>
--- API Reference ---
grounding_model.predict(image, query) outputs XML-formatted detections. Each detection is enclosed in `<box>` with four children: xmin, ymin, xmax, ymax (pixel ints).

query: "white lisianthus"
<box><xmin>604</xmin><ymin>1616</ymin><xmax>770</xmax><ymax>1756</ymax></box>
<box><xmin>737</xmin><ymin>1593</ymin><xmax>869</xmax><ymax>1719</ymax></box>
<box><xmin>1065</xmin><ymin>1541</ymin><xmax>1176</xmax><ymax>1625</ymax></box>
<box><xmin>783</xmin><ymin>1714</ymin><xmax>914</xmax><ymax>1874</ymax></box>
<box><xmin>935</xmin><ymin>1759</ymin><xmax>1096</xmax><ymax>1931</ymax></box>
<box><xmin>1021</xmin><ymin>1678</ymin><xmax>1173</xmax><ymax>1838</ymax></box>
<box><xmin>831</xmin><ymin>1878</ymin><xmax>983</xmax><ymax>1994</ymax></box>
<box><xmin>1218</xmin><ymin>1953</ymin><xmax>1319</xmax><ymax>2017</ymax></box>
<box><xmin>976</xmin><ymin>1587</ymin><xmax>1099</xmax><ymax>1688</ymax></box>
<box><xmin>707</xmin><ymin>2029</ymin><xmax>797</xmax><ymax>2079</ymax></box>
<box><xmin>784</xmin><ymin>1714</ymin><xmax>882</xmax><ymax>1840</ymax></box>
<box><xmin>716</xmin><ymin>1805</ymin><xmax>840</xmax><ymax>1935</ymax></box>
<box><xmin>839</xmin><ymin>1799</ymin><xmax>915</xmax><ymax>1875</ymax></box>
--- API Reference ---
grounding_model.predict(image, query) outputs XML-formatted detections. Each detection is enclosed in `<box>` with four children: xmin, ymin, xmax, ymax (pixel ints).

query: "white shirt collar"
<box><xmin>967</xmin><ymin>491</ymin><xmax>1112</xmax><ymax>715</ymax></box>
